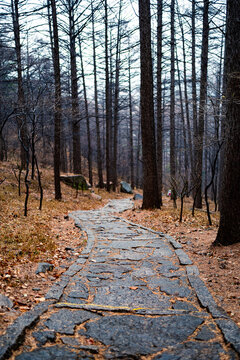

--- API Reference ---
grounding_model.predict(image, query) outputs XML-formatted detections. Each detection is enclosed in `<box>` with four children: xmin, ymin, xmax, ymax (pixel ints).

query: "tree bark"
<box><xmin>50</xmin><ymin>0</ymin><xmax>62</xmax><ymax>200</ymax></box>
<box><xmin>105</xmin><ymin>0</ymin><xmax>110</xmax><ymax>191</ymax></box>
<box><xmin>128</xmin><ymin>47</ymin><xmax>134</xmax><ymax>190</ymax></box>
<box><xmin>214</xmin><ymin>0</ymin><xmax>240</xmax><ymax>245</ymax></box>
<box><xmin>112</xmin><ymin>0</ymin><xmax>122</xmax><ymax>191</ymax></box>
<box><xmin>177</xmin><ymin>6</ymin><xmax>193</xmax><ymax>173</ymax></box>
<box><xmin>139</xmin><ymin>0</ymin><xmax>160</xmax><ymax>209</ymax></box>
<box><xmin>195</xmin><ymin>0</ymin><xmax>209</xmax><ymax>208</ymax></box>
<box><xmin>79</xmin><ymin>36</ymin><xmax>92</xmax><ymax>186</ymax></box>
<box><xmin>91</xmin><ymin>1</ymin><xmax>103</xmax><ymax>188</ymax></box>
<box><xmin>68</xmin><ymin>0</ymin><xmax>81</xmax><ymax>174</ymax></box>
<box><xmin>11</xmin><ymin>0</ymin><xmax>28</xmax><ymax>169</ymax></box>
<box><xmin>156</xmin><ymin>0</ymin><xmax>163</xmax><ymax>206</ymax></box>
<box><xmin>170</xmin><ymin>0</ymin><xmax>176</xmax><ymax>203</ymax></box>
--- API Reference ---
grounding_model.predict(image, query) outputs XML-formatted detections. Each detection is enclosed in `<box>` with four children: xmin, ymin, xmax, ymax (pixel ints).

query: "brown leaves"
<box><xmin>129</xmin><ymin>286</ymin><xmax>138</xmax><ymax>290</ymax></box>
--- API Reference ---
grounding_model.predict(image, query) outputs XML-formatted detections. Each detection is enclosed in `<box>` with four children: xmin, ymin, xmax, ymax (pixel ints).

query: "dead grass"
<box><xmin>0</xmin><ymin>160</ymin><xmax>128</xmax><ymax>333</ymax></box>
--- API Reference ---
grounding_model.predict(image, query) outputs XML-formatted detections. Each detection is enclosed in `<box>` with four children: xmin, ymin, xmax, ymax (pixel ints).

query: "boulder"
<box><xmin>133</xmin><ymin>193</ymin><xmax>143</xmax><ymax>200</ymax></box>
<box><xmin>0</xmin><ymin>294</ymin><xmax>13</xmax><ymax>309</ymax></box>
<box><xmin>120</xmin><ymin>181</ymin><xmax>133</xmax><ymax>194</ymax></box>
<box><xmin>36</xmin><ymin>262</ymin><xmax>54</xmax><ymax>274</ymax></box>
<box><xmin>60</xmin><ymin>175</ymin><xmax>88</xmax><ymax>191</ymax></box>
<box><xmin>89</xmin><ymin>192</ymin><xmax>102</xmax><ymax>201</ymax></box>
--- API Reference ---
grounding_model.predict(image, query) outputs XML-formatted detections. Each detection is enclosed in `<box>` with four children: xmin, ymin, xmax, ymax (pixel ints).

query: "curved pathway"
<box><xmin>0</xmin><ymin>199</ymin><xmax>239</xmax><ymax>359</ymax></box>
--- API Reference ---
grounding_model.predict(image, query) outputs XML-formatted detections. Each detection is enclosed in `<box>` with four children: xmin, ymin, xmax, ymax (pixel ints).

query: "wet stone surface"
<box><xmin>84</xmin><ymin>314</ymin><xmax>203</xmax><ymax>357</ymax></box>
<box><xmin>44</xmin><ymin>309</ymin><xmax>99</xmax><ymax>335</ymax></box>
<box><xmin>16</xmin><ymin>346</ymin><xmax>94</xmax><ymax>360</ymax></box>
<box><xmin>152</xmin><ymin>342</ymin><xmax>228</xmax><ymax>360</ymax></box>
<box><xmin>93</xmin><ymin>285</ymin><xmax>171</xmax><ymax>308</ymax></box>
<box><xmin>2</xmin><ymin>199</ymin><xmax>239</xmax><ymax>360</ymax></box>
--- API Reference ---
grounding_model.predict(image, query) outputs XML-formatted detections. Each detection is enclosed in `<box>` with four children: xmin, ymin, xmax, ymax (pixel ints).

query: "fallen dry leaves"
<box><xmin>121</xmin><ymin>197</ymin><xmax>240</xmax><ymax>327</ymax></box>
<box><xmin>0</xmin><ymin>161</ymin><xmax>128</xmax><ymax>334</ymax></box>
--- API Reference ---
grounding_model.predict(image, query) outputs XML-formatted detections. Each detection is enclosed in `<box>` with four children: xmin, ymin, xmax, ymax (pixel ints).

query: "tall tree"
<box><xmin>214</xmin><ymin>0</ymin><xmax>240</xmax><ymax>245</ymax></box>
<box><xmin>139</xmin><ymin>0</ymin><xmax>160</xmax><ymax>209</ymax></box>
<box><xmin>50</xmin><ymin>0</ymin><xmax>62</xmax><ymax>200</ymax></box>
<box><xmin>91</xmin><ymin>0</ymin><xmax>103</xmax><ymax>188</ymax></box>
<box><xmin>170</xmin><ymin>0</ymin><xmax>176</xmax><ymax>203</ymax></box>
<box><xmin>128</xmin><ymin>44</ymin><xmax>134</xmax><ymax>190</ymax></box>
<box><xmin>177</xmin><ymin>4</ymin><xmax>193</xmax><ymax>173</ymax></box>
<box><xmin>11</xmin><ymin>0</ymin><xmax>28</xmax><ymax>169</ymax></box>
<box><xmin>156</xmin><ymin>0</ymin><xmax>163</xmax><ymax>206</ymax></box>
<box><xmin>105</xmin><ymin>0</ymin><xmax>111</xmax><ymax>191</ymax></box>
<box><xmin>79</xmin><ymin>36</ymin><xmax>92</xmax><ymax>185</ymax></box>
<box><xmin>195</xmin><ymin>0</ymin><xmax>209</xmax><ymax>208</ymax></box>
<box><xmin>67</xmin><ymin>0</ymin><xmax>81</xmax><ymax>174</ymax></box>
<box><xmin>112</xmin><ymin>0</ymin><xmax>122</xmax><ymax>191</ymax></box>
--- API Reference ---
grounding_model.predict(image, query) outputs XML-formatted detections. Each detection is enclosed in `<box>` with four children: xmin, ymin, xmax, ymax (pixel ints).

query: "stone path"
<box><xmin>0</xmin><ymin>199</ymin><xmax>240</xmax><ymax>359</ymax></box>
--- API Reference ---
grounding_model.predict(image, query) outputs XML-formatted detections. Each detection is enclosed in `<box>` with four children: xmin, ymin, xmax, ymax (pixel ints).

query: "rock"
<box><xmin>15</xmin><ymin>345</ymin><xmax>94</xmax><ymax>360</ymax></box>
<box><xmin>216</xmin><ymin>318</ymin><xmax>240</xmax><ymax>353</ymax></box>
<box><xmin>0</xmin><ymin>301</ymin><xmax>53</xmax><ymax>360</ymax></box>
<box><xmin>36</xmin><ymin>263</ymin><xmax>54</xmax><ymax>275</ymax></box>
<box><xmin>0</xmin><ymin>294</ymin><xmax>13</xmax><ymax>309</ymax></box>
<box><xmin>60</xmin><ymin>175</ymin><xmax>88</xmax><ymax>190</ymax></box>
<box><xmin>195</xmin><ymin>325</ymin><xmax>216</xmax><ymax>341</ymax></box>
<box><xmin>44</xmin><ymin>309</ymin><xmax>99</xmax><ymax>335</ymax></box>
<box><xmin>120</xmin><ymin>181</ymin><xmax>133</xmax><ymax>194</ymax></box>
<box><xmin>153</xmin><ymin>341</ymin><xmax>226</xmax><ymax>360</ymax></box>
<box><xmin>133</xmin><ymin>193</ymin><xmax>143</xmax><ymax>200</ymax></box>
<box><xmin>89</xmin><ymin>193</ymin><xmax>102</xmax><ymax>201</ymax></box>
<box><xmin>84</xmin><ymin>314</ymin><xmax>203</xmax><ymax>356</ymax></box>
<box><xmin>65</xmin><ymin>247</ymin><xmax>74</xmax><ymax>251</ymax></box>
<box><xmin>33</xmin><ymin>330</ymin><xmax>56</xmax><ymax>345</ymax></box>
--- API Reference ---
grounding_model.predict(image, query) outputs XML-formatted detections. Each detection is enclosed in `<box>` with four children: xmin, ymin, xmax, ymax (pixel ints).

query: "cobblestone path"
<box><xmin>0</xmin><ymin>199</ymin><xmax>240</xmax><ymax>359</ymax></box>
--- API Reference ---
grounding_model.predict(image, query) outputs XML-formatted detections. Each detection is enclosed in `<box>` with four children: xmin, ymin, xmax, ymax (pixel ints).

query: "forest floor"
<box><xmin>0</xmin><ymin>161</ymin><xmax>239</xmax><ymax>336</ymax></box>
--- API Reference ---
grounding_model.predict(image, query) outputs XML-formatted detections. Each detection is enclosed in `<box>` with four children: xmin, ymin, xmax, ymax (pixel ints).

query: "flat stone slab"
<box><xmin>153</xmin><ymin>341</ymin><xmax>228</xmax><ymax>360</ymax></box>
<box><xmin>195</xmin><ymin>324</ymin><xmax>216</xmax><ymax>341</ymax></box>
<box><xmin>188</xmin><ymin>275</ymin><xmax>216</xmax><ymax>308</ymax></box>
<box><xmin>216</xmin><ymin>319</ymin><xmax>240</xmax><ymax>353</ymax></box>
<box><xmin>0</xmin><ymin>301</ymin><xmax>53</xmax><ymax>359</ymax></box>
<box><xmin>45</xmin><ymin>277</ymin><xmax>69</xmax><ymax>300</ymax></box>
<box><xmin>0</xmin><ymin>294</ymin><xmax>13</xmax><ymax>309</ymax></box>
<box><xmin>175</xmin><ymin>249</ymin><xmax>193</xmax><ymax>265</ymax></box>
<box><xmin>44</xmin><ymin>309</ymin><xmax>99</xmax><ymax>335</ymax></box>
<box><xmin>149</xmin><ymin>277</ymin><xmax>192</xmax><ymax>298</ymax></box>
<box><xmin>16</xmin><ymin>345</ymin><xmax>94</xmax><ymax>360</ymax></box>
<box><xmin>32</xmin><ymin>330</ymin><xmax>56</xmax><ymax>346</ymax></box>
<box><xmin>93</xmin><ymin>285</ymin><xmax>171</xmax><ymax>308</ymax></box>
<box><xmin>84</xmin><ymin>314</ymin><xmax>204</xmax><ymax>357</ymax></box>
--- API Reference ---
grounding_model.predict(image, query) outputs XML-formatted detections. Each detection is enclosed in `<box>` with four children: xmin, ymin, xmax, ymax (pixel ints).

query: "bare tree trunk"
<box><xmin>91</xmin><ymin>1</ymin><xmax>103</xmax><ymax>188</ymax></box>
<box><xmin>50</xmin><ymin>0</ymin><xmax>62</xmax><ymax>200</ymax></box>
<box><xmin>191</xmin><ymin>0</ymin><xmax>198</xmax><ymax>200</ymax></box>
<box><xmin>112</xmin><ymin>0</ymin><xmax>122</xmax><ymax>191</ymax></box>
<box><xmin>214</xmin><ymin>0</ymin><xmax>240</xmax><ymax>245</ymax></box>
<box><xmin>105</xmin><ymin>0</ymin><xmax>110</xmax><ymax>191</ymax></box>
<box><xmin>156</xmin><ymin>0</ymin><xmax>163</xmax><ymax>206</ymax></box>
<box><xmin>68</xmin><ymin>0</ymin><xmax>81</xmax><ymax>174</ymax></box>
<box><xmin>170</xmin><ymin>0</ymin><xmax>176</xmax><ymax>203</ymax></box>
<box><xmin>177</xmin><ymin>6</ymin><xmax>193</xmax><ymax>173</ymax></box>
<box><xmin>139</xmin><ymin>0</ymin><xmax>160</xmax><ymax>209</ymax></box>
<box><xmin>11</xmin><ymin>0</ymin><xmax>28</xmax><ymax>169</ymax></box>
<box><xmin>195</xmin><ymin>0</ymin><xmax>209</xmax><ymax>208</ymax></box>
<box><xmin>79</xmin><ymin>36</ymin><xmax>92</xmax><ymax>186</ymax></box>
<box><xmin>176</xmin><ymin>50</ymin><xmax>188</xmax><ymax>177</ymax></box>
<box><xmin>128</xmin><ymin>47</ymin><xmax>134</xmax><ymax>190</ymax></box>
